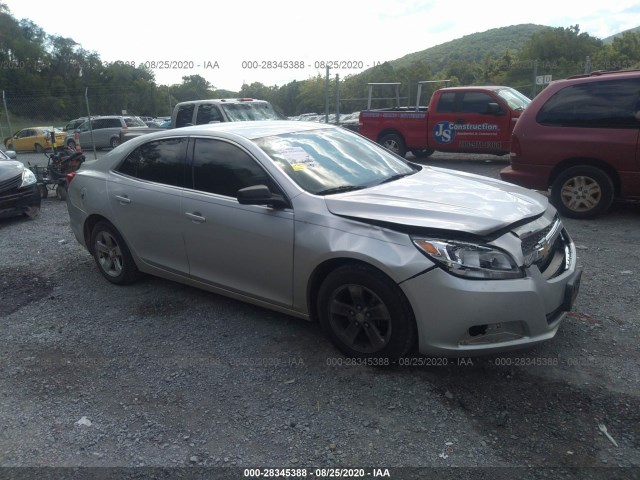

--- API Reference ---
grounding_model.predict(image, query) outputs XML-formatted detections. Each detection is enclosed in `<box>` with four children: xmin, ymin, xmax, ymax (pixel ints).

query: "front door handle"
<box><xmin>185</xmin><ymin>212</ymin><xmax>206</xmax><ymax>224</ymax></box>
<box><xmin>115</xmin><ymin>195</ymin><xmax>131</xmax><ymax>205</ymax></box>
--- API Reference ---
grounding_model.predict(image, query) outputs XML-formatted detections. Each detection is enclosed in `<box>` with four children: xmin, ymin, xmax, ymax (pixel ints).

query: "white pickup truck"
<box><xmin>119</xmin><ymin>98</ymin><xmax>283</xmax><ymax>144</ymax></box>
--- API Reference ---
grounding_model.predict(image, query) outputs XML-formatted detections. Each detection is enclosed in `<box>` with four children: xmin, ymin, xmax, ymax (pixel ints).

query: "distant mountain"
<box><xmin>603</xmin><ymin>26</ymin><xmax>640</xmax><ymax>43</ymax></box>
<box><xmin>389</xmin><ymin>24</ymin><xmax>551</xmax><ymax>73</ymax></box>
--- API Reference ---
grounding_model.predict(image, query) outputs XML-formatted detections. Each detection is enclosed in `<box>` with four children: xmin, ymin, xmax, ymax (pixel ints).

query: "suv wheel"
<box><xmin>551</xmin><ymin>166</ymin><xmax>614</xmax><ymax>219</ymax></box>
<box><xmin>110</xmin><ymin>137</ymin><xmax>120</xmax><ymax>149</ymax></box>
<box><xmin>67</xmin><ymin>139</ymin><xmax>76</xmax><ymax>150</ymax></box>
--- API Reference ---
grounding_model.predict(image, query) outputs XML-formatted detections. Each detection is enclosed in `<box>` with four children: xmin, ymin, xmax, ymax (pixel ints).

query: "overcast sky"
<box><xmin>4</xmin><ymin>0</ymin><xmax>639</xmax><ymax>91</ymax></box>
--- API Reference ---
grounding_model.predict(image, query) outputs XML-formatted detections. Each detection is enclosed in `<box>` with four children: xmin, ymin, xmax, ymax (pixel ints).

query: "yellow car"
<box><xmin>4</xmin><ymin>127</ymin><xmax>67</xmax><ymax>152</ymax></box>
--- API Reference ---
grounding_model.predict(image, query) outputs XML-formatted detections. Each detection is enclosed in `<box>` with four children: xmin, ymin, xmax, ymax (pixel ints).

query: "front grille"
<box><xmin>520</xmin><ymin>215</ymin><xmax>571</xmax><ymax>279</ymax></box>
<box><xmin>0</xmin><ymin>173</ymin><xmax>22</xmax><ymax>194</ymax></box>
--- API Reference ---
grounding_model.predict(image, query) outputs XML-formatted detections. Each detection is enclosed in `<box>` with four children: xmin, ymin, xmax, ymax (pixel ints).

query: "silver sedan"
<box><xmin>66</xmin><ymin>121</ymin><xmax>582</xmax><ymax>358</ymax></box>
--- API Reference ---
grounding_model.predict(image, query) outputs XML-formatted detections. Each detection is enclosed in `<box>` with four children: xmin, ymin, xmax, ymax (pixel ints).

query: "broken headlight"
<box><xmin>412</xmin><ymin>238</ymin><xmax>524</xmax><ymax>280</ymax></box>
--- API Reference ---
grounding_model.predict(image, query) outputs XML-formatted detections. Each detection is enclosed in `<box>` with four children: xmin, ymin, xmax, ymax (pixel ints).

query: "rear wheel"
<box><xmin>90</xmin><ymin>221</ymin><xmax>140</xmax><ymax>285</ymax></box>
<box><xmin>110</xmin><ymin>137</ymin><xmax>120</xmax><ymax>149</ymax></box>
<box><xmin>551</xmin><ymin>166</ymin><xmax>614</xmax><ymax>219</ymax></box>
<box><xmin>66</xmin><ymin>139</ymin><xmax>76</xmax><ymax>150</ymax></box>
<box><xmin>317</xmin><ymin>264</ymin><xmax>417</xmax><ymax>360</ymax></box>
<box><xmin>378</xmin><ymin>133</ymin><xmax>407</xmax><ymax>158</ymax></box>
<box><xmin>38</xmin><ymin>184</ymin><xmax>48</xmax><ymax>199</ymax></box>
<box><xmin>410</xmin><ymin>148</ymin><xmax>434</xmax><ymax>159</ymax></box>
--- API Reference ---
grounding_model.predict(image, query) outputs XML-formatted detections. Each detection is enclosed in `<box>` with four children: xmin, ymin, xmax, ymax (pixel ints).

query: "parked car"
<box><xmin>0</xmin><ymin>149</ymin><xmax>41</xmax><ymax>219</ymax></box>
<box><xmin>67</xmin><ymin>121</ymin><xmax>581</xmax><ymax>359</ymax></box>
<box><xmin>501</xmin><ymin>69</ymin><xmax>640</xmax><ymax>218</ymax></box>
<box><xmin>66</xmin><ymin>116</ymin><xmax>147</xmax><ymax>150</ymax></box>
<box><xmin>63</xmin><ymin>117</ymin><xmax>95</xmax><ymax>132</ymax></box>
<box><xmin>4</xmin><ymin>127</ymin><xmax>67</xmax><ymax>152</ymax></box>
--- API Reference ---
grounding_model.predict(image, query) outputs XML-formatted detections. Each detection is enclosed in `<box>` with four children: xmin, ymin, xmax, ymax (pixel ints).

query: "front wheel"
<box><xmin>23</xmin><ymin>205</ymin><xmax>40</xmax><ymax>219</ymax></box>
<box><xmin>90</xmin><ymin>221</ymin><xmax>140</xmax><ymax>285</ymax></box>
<box><xmin>378</xmin><ymin>133</ymin><xmax>407</xmax><ymax>158</ymax></box>
<box><xmin>551</xmin><ymin>166</ymin><xmax>614</xmax><ymax>219</ymax></box>
<box><xmin>317</xmin><ymin>264</ymin><xmax>417</xmax><ymax>360</ymax></box>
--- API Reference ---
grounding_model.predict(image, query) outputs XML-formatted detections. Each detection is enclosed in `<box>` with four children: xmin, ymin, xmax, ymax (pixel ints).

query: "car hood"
<box><xmin>324</xmin><ymin>167</ymin><xmax>547</xmax><ymax>236</ymax></box>
<box><xmin>0</xmin><ymin>161</ymin><xmax>25</xmax><ymax>182</ymax></box>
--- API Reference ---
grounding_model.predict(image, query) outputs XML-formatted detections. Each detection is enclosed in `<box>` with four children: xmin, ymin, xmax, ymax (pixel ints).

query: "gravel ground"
<box><xmin>0</xmin><ymin>151</ymin><xmax>638</xmax><ymax>480</ymax></box>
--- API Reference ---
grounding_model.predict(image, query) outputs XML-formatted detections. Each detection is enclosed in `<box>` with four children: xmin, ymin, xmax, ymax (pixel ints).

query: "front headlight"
<box><xmin>20</xmin><ymin>168</ymin><xmax>37</xmax><ymax>187</ymax></box>
<box><xmin>412</xmin><ymin>238</ymin><xmax>524</xmax><ymax>280</ymax></box>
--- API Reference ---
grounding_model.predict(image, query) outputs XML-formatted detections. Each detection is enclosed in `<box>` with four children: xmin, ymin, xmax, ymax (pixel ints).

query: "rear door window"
<box><xmin>537</xmin><ymin>78</ymin><xmax>640</xmax><ymax>128</ymax></box>
<box><xmin>116</xmin><ymin>138</ymin><xmax>187</xmax><ymax>187</ymax></box>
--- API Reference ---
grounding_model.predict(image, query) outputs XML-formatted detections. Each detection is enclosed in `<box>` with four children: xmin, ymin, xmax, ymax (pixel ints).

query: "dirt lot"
<box><xmin>0</xmin><ymin>152</ymin><xmax>638</xmax><ymax>480</ymax></box>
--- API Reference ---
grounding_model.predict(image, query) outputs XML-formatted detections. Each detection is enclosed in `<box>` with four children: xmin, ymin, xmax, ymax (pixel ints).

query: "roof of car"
<box><xmin>177</xmin><ymin>120</ymin><xmax>333</xmax><ymax>139</ymax></box>
<box><xmin>177</xmin><ymin>98</ymin><xmax>271</xmax><ymax>106</ymax></box>
<box><xmin>566</xmin><ymin>69</ymin><xmax>640</xmax><ymax>81</ymax></box>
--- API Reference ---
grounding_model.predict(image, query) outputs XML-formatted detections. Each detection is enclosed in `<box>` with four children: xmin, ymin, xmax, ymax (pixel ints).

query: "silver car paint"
<box><xmin>325</xmin><ymin>167</ymin><xmax>547</xmax><ymax>235</ymax></box>
<box><xmin>67</xmin><ymin>121</ymin><xmax>578</xmax><ymax>355</ymax></box>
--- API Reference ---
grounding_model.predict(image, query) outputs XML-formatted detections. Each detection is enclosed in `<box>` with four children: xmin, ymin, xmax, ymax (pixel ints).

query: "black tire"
<box><xmin>90</xmin><ymin>221</ymin><xmax>140</xmax><ymax>285</ymax></box>
<box><xmin>317</xmin><ymin>264</ymin><xmax>417</xmax><ymax>360</ymax></box>
<box><xmin>378</xmin><ymin>133</ymin><xmax>407</xmax><ymax>158</ymax></box>
<box><xmin>6</xmin><ymin>142</ymin><xmax>14</xmax><ymax>150</ymax></box>
<box><xmin>551</xmin><ymin>166</ymin><xmax>614</xmax><ymax>219</ymax></box>
<box><xmin>66</xmin><ymin>139</ymin><xmax>76</xmax><ymax>150</ymax></box>
<box><xmin>410</xmin><ymin>148</ymin><xmax>435</xmax><ymax>159</ymax></box>
<box><xmin>23</xmin><ymin>205</ymin><xmax>40</xmax><ymax>219</ymax></box>
<box><xmin>55</xmin><ymin>184</ymin><xmax>67</xmax><ymax>201</ymax></box>
<box><xmin>34</xmin><ymin>143</ymin><xmax>45</xmax><ymax>153</ymax></box>
<box><xmin>110</xmin><ymin>137</ymin><xmax>120</xmax><ymax>149</ymax></box>
<box><xmin>38</xmin><ymin>184</ymin><xmax>48</xmax><ymax>199</ymax></box>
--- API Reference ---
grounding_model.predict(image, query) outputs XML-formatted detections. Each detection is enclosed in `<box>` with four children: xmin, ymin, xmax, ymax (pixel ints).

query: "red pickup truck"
<box><xmin>358</xmin><ymin>84</ymin><xmax>530</xmax><ymax>158</ymax></box>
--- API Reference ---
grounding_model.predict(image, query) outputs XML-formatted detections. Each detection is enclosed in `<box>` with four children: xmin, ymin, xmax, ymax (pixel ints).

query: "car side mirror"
<box><xmin>487</xmin><ymin>102</ymin><xmax>504</xmax><ymax>115</ymax></box>
<box><xmin>5</xmin><ymin>150</ymin><xmax>16</xmax><ymax>159</ymax></box>
<box><xmin>237</xmin><ymin>185</ymin><xmax>288</xmax><ymax>208</ymax></box>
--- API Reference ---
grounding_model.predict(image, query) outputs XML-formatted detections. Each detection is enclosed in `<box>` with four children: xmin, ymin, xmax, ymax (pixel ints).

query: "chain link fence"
<box><xmin>0</xmin><ymin>88</ymin><xmax>173</xmax><ymax>154</ymax></box>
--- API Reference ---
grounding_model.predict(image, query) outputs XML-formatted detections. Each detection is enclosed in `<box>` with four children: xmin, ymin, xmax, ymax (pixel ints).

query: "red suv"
<box><xmin>500</xmin><ymin>70</ymin><xmax>640</xmax><ymax>218</ymax></box>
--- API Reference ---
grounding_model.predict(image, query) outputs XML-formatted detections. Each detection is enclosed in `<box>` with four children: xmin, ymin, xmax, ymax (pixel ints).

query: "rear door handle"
<box><xmin>115</xmin><ymin>195</ymin><xmax>131</xmax><ymax>205</ymax></box>
<box><xmin>185</xmin><ymin>212</ymin><xmax>206</xmax><ymax>224</ymax></box>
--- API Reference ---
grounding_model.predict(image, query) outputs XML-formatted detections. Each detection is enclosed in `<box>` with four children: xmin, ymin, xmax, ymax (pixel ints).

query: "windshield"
<box><xmin>254</xmin><ymin>127</ymin><xmax>418</xmax><ymax>195</ymax></box>
<box><xmin>497</xmin><ymin>88</ymin><xmax>530</xmax><ymax>110</ymax></box>
<box><xmin>221</xmin><ymin>102</ymin><xmax>282</xmax><ymax>121</ymax></box>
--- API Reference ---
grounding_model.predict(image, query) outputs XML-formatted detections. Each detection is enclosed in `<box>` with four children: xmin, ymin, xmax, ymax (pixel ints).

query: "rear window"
<box><xmin>536</xmin><ymin>78</ymin><xmax>640</xmax><ymax>128</ymax></box>
<box><xmin>220</xmin><ymin>102</ymin><xmax>281</xmax><ymax>121</ymax></box>
<box><xmin>124</xmin><ymin>117</ymin><xmax>147</xmax><ymax>127</ymax></box>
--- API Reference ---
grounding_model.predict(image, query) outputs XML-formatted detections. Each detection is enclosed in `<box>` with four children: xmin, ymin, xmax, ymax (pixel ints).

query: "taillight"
<box><xmin>510</xmin><ymin>134</ymin><xmax>521</xmax><ymax>160</ymax></box>
<box><xmin>66</xmin><ymin>172</ymin><xmax>77</xmax><ymax>185</ymax></box>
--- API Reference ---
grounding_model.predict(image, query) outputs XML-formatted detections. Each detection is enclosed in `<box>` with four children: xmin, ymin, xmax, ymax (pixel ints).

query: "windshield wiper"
<box><xmin>315</xmin><ymin>185</ymin><xmax>367</xmax><ymax>196</ymax></box>
<box><xmin>376</xmin><ymin>171</ymin><xmax>416</xmax><ymax>185</ymax></box>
